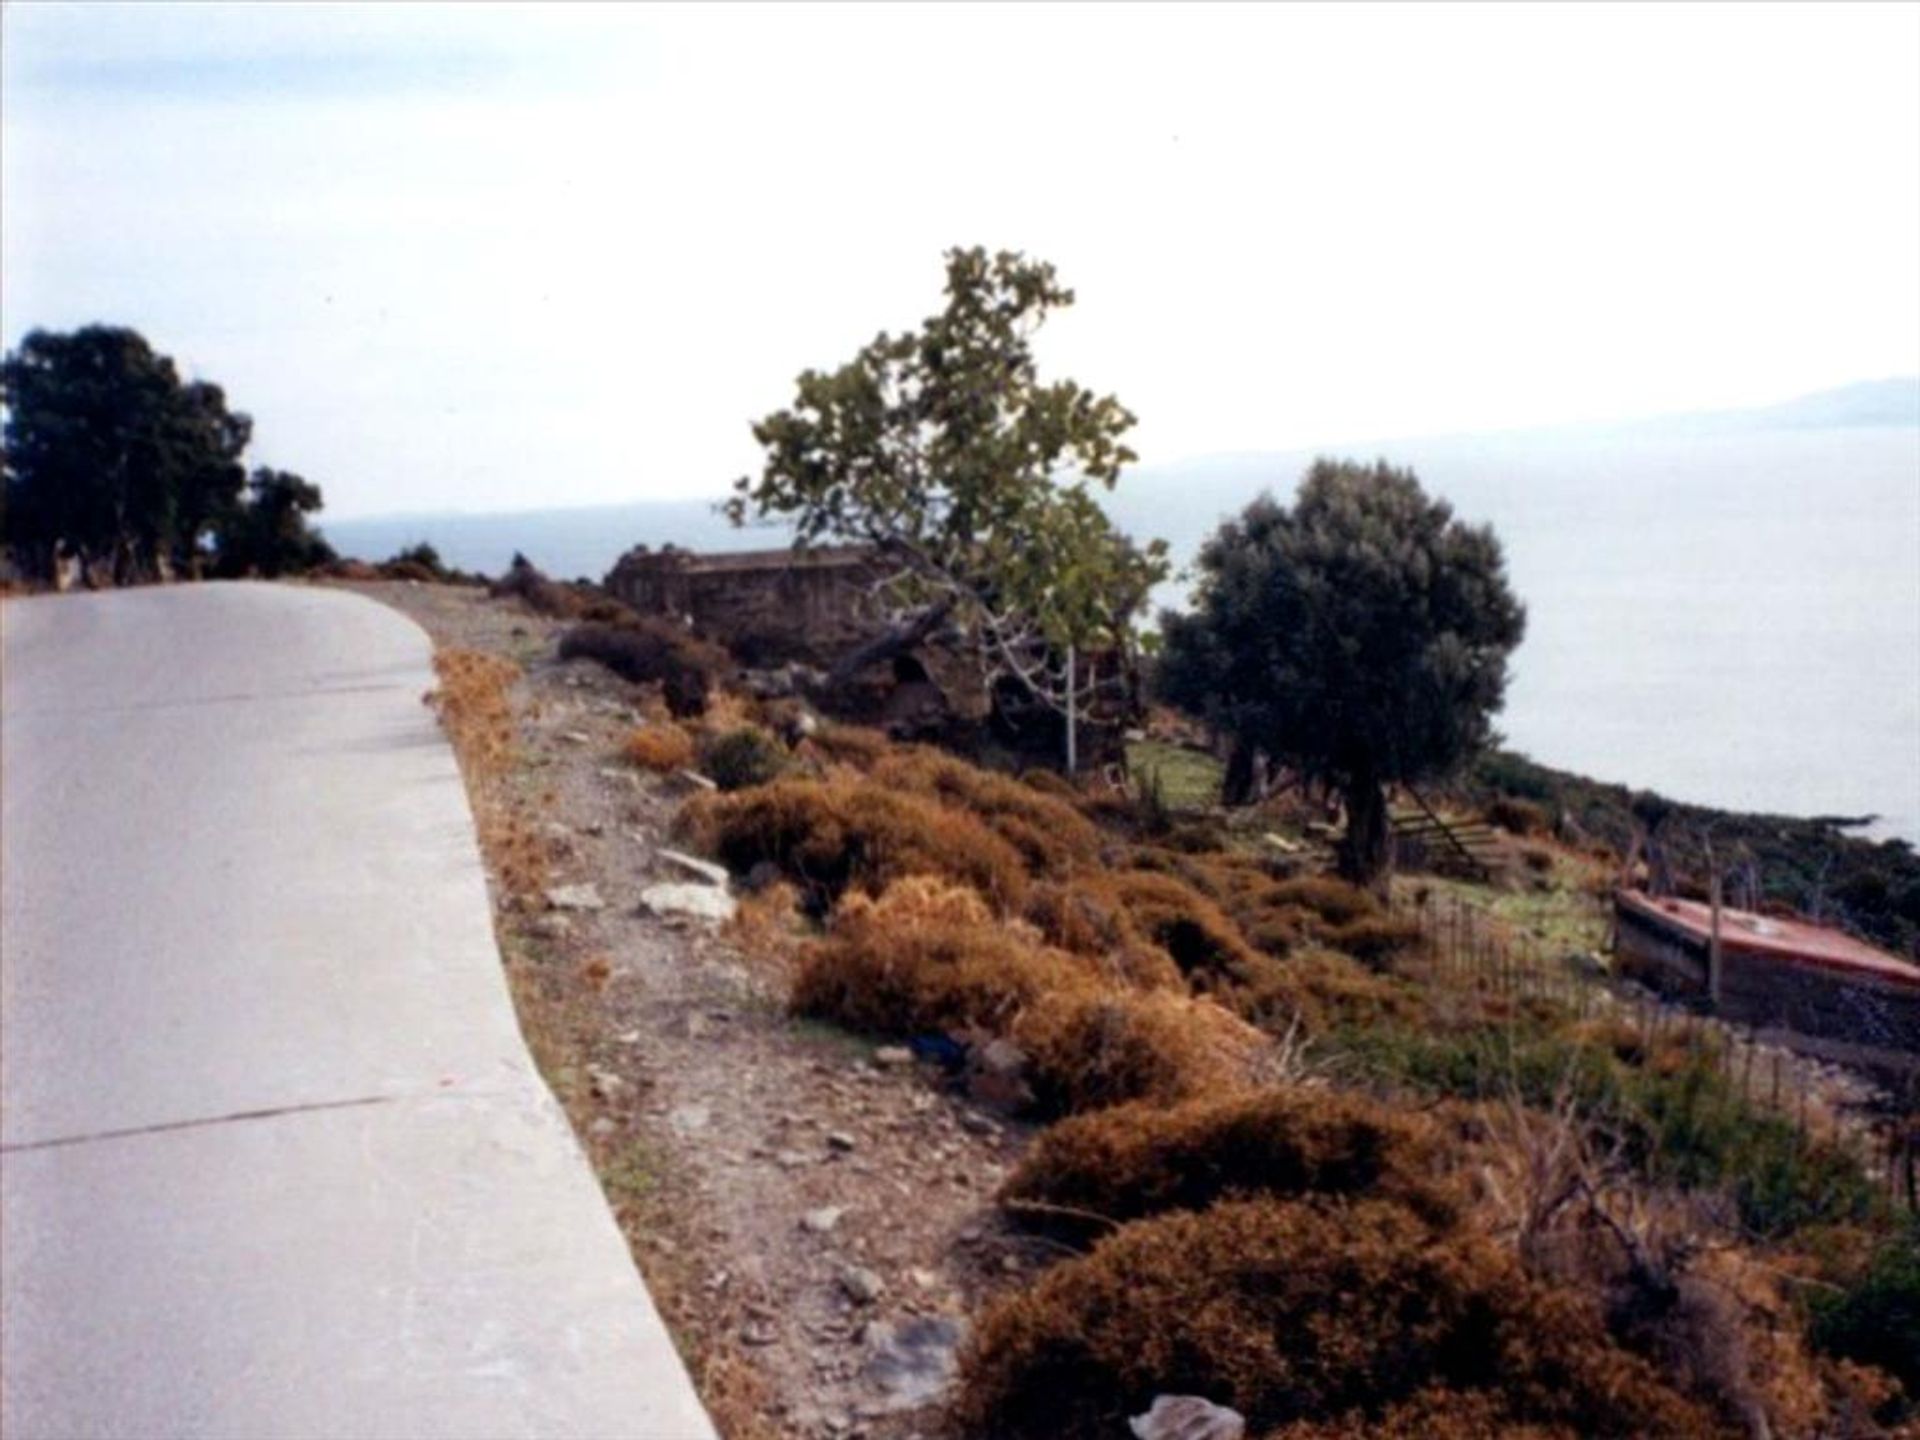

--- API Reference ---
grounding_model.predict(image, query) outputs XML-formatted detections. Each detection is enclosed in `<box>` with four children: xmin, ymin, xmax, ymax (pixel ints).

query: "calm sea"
<box><xmin>323</xmin><ymin>426</ymin><xmax>1920</xmax><ymax>843</ymax></box>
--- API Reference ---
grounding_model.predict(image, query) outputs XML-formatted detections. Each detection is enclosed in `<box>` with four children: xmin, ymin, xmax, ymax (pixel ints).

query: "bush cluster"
<box><xmin>1002</xmin><ymin>1087</ymin><xmax>1453</xmax><ymax>1233</ymax></box>
<box><xmin>557</xmin><ymin>617</ymin><xmax>731</xmax><ymax>717</ymax></box>
<box><xmin>658</xmin><ymin>727</ymin><xmax>1899</xmax><ymax>1432</ymax></box>
<box><xmin>679</xmin><ymin>777</ymin><xmax>1030</xmax><ymax>912</ymax></box>
<box><xmin>699</xmin><ymin>725</ymin><xmax>791</xmax><ymax>792</ymax></box>
<box><xmin>1338</xmin><ymin>1019</ymin><xmax>1884</xmax><ymax>1238</ymax></box>
<box><xmin>955</xmin><ymin>1197</ymin><xmax>1719</xmax><ymax>1439</ymax></box>
<box><xmin>623</xmin><ymin>722</ymin><xmax>696</xmax><ymax>774</ymax></box>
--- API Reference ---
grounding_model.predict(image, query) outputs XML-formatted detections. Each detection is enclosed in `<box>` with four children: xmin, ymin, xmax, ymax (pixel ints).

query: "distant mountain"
<box><xmin>1614</xmin><ymin>378</ymin><xmax>1920</xmax><ymax>437</ymax></box>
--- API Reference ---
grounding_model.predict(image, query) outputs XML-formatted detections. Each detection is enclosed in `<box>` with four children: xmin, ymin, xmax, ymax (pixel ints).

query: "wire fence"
<box><xmin>1399</xmin><ymin>887</ymin><xmax>1919</xmax><ymax>1215</ymax></box>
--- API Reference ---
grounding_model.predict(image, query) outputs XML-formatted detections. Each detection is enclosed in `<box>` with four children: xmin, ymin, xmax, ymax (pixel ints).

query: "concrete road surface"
<box><xmin>1</xmin><ymin>583</ymin><xmax>715</xmax><ymax>1440</ymax></box>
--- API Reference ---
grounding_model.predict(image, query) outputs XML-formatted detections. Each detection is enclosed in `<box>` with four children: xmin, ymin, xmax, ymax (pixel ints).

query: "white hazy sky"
<box><xmin>4</xmin><ymin>1</ymin><xmax>1917</xmax><ymax>518</ymax></box>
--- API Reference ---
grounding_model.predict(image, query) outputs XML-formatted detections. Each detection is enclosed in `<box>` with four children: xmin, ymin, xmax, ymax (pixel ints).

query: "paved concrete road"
<box><xmin>1</xmin><ymin>584</ymin><xmax>715</xmax><ymax>1440</ymax></box>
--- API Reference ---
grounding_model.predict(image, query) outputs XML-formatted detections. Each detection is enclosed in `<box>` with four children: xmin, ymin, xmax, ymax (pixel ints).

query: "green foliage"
<box><xmin>728</xmin><ymin>247</ymin><xmax>1167</xmax><ymax>707</ymax></box>
<box><xmin>700</xmin><ymin>725</ymin><xmax>790</xmax><ymax>792</ymax></box>
<box><xmin>1124</xmin><ymin>740</ymin><xmax>1222</xmax><ymax>811</ymax></box>
<box><xmin>1810</xmin><ymin>1219</ymin><xmax>1920</xmax><ymax>1398</ymax></box>
<box><xmin>1338</xmin><ymin>1021</ymin><xmax>1880</xmax><ymax>1238</ymax></box>
<box><xmin>216</xmin><ymin>468</ymin><xmax>333</xmax><ymax>578</ymax></box>
<box><xmin>1158</xmin><ymin>461</ymin><xmax>1524</xmax><ymax>885</ymax></box>
<box><xmin>3</xmin><ymin>325</ymin><xmax>262</xmax><ymax>581</ymax></box>
<box><xmin>388</xmin><ymin>541</ymin><xmax>445</xmax><ymax>576</ymax></box>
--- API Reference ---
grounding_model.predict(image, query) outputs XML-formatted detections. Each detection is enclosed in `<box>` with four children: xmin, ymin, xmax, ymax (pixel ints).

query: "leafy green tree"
<box><xmin>2</xmin><ymin>325</ymin><xmax>253</xmax><ymax>581</ymax></box>
<box><xmin>216</xmin><ymin>468</ymin><xmax>333</xmax><ymax>578</ymax></box>
<box><xmin>727</xmin><ymin>247</ymin><xmax>1167</xmax><ymax>715</ymax></box>
<box><xmin>1159</xmin><ymin>460</ymin><xmax>1525</xmax><ymax>888</ymax></box>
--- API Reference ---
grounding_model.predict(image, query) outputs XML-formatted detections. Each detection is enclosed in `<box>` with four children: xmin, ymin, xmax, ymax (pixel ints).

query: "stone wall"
<box><xmin>602</xmin><ymin>542</ymin><xmax>1143</xmax><ymax>759</ymax></box>
<box><xmin>604</xmin><ymin>545</ymin><xmax>886</xmax><ymax>667</ymax></box>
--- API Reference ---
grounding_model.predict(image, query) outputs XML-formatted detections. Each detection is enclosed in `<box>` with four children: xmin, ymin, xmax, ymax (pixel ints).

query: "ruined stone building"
<box><xmin>603</xmin><ymin>542</ymin><xmax>1141</xmax><ymax>760</ymax></box>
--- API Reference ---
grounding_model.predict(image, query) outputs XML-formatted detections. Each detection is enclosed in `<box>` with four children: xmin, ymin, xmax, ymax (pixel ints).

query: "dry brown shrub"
<box><xmin>872</xmin><ymin>746</ymin><xmax>1104</xmax><ymax>874</ymax></box>
<box><xmin>1323</xmin><ymin>913</ymin><xmax>1424</xmax><ymax>966</ymax></box>
<box><xmin>790</xmin><ymin>877</ymin><xmax>1093</xmax><ymax>1039</ymax></box>
<box><xmin>1487</xmin><ymin>796</ymin><xmax>1551</xmax><ymax>837</ymax></box>
<box><xmin>1017</xmin><ymin>767</ymin><xmax>1083</xmax><ymax>801</ymax></box>
<box><xmin>677</xmin><ymin>777</ymin><xmax>1029</xmax><ymax>912</ymax></box>
<box><xmin>1024</xmin><ymin>878</ymin><xmax>1138</xmax><ymax>956</ymax></box>
<box><xmin>622</xmin><ymin>722</ymin><xmax>696</xmax><ymax>773</ymax></box>
<box><xmin>1011</xmin><ymin>990</ymin><xmax>1261</xmax><ymax>1117</ymax></box>
<box><xmin>1244</xmin><ymin>909</ymin><xmax>1307</xmax><ymax>956</ymax></box>
<box><xmin>1265</xmin><ymin>875</ymin><xmax>1381</xmax><ymax>926</ymax></box>
<box><xmin>557</xmin><ymin>617</ymin><xmax>730</xmax><ymax>717</ymax></box>
<box><xmin>429</xmin><ymin>648</ymin><xmax>521</xmax><ymax>781</ymax></box>
<box><xmin>1024</xmin><ymin>872</ymin><xmax>1403</xmax><ymax>1035</ymax></box>
<box><xmin>1107</xmin><ymin>869</ymin><xmax>1267</xmax><ymax>987</ymax></box>
<box><xmin>954</xmin><ymin>1197</ymin><xmax>1722</xmax><ymax>1440</ymax></box>
<box><xmin>695</xmin><ymin>688</ymin><xmax>757</xmax><ymax>734</ymax></box>
<box><xmin>799</xmin><ymin>724</ymin><xmax>892</xmax><ymax>772</ymax></box>
<box><xmin>1002</xmin><ymin>1087</ymin><xmax>1452</xmax><ymax>1233</ymax></box>
<box><xmin>1261</xmin><ymin>1388</ymin><xmax>1579</xmax><ymax>1438</ymax></box>
<box><xmin>1022</xmin><ymin>881</ymin><xmax>1183</xmax><ymax>992</ymax></box>
<box><xmin>1289</xmin><ymin>949</ymin><xmax>1426</xmax><ymax>1030</ymax></box>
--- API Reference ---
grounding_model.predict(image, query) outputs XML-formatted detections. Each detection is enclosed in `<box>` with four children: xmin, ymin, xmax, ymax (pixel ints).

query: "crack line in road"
<box><xmin>1</xmin><ymin>680</ymin><xmax>420</xmax><ymax>719</ymax></box>
<box><xmin>0</xmin><ymin>1093</ymin><xmax>406</xmax><ymax>1154</ymax></box>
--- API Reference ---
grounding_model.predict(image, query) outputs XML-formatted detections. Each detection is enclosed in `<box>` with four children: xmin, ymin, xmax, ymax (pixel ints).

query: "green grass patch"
<box><xmin>1126</xmin><ymin>740</ymin><xmax>1223</xmax><ymax>811</ymax></box>
<box><xmin>1407</xmin><ymin>872</ymin><xmax>1609</xmax><ymax>962</ymax></box>
<box><xmin>601</xmin><ymin>1139</ymin><xmax>665</xmax><ymax>1203</ymax></box>
<box><xmin>1334</xmin><ymin>1019</ymin><xmax>1884</xmax><ymax>1239</ymax></box>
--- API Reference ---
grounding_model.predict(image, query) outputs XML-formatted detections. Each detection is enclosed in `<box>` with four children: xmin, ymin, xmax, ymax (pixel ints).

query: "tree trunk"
<box><xmin>1337</xmin><ymin>774</ymin><xmax>1393</xmax><ymax>896</ymax></box>
<box><xmin>1221</xmin><ymin>736</ymin><xmax>1259</xmax><ymax>808</ymax></box>
<box><xmin>826</xmin><ymin>596</ymin><xmax>956</xmax><ymax>689</ymax></box>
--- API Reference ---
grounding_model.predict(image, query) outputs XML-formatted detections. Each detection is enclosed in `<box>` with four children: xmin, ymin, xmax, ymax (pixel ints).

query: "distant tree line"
<box><xmin>1</xmin><ymin>325</ymin><xmax>332</xmax><ymax>585</ymax></box>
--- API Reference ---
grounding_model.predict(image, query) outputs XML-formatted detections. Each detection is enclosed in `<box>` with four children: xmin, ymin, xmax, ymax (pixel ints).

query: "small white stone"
<box><xmin>545</xmin><ymin>883</ymin><xmax>606</xmax><ymax>912</ymax></box>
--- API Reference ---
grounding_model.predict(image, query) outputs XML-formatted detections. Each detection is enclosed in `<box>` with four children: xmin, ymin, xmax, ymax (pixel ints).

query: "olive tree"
<box><xmin>1159</xmin><ymin>459</ymin><xmax>1525</xmax><ymax>889</ymax></box>
<box><xmin>727</xmin><ymin>247</ymin><xmax>1167</xmax><ymax>723</ymax></box>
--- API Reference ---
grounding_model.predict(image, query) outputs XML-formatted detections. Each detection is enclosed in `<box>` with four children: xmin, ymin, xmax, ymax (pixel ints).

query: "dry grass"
<box><xmin>429</xmin><ymin>648</ymin><xmax>521</xmax><ymax>781</ymax></box>
<box><xmin>623</xmin><ymin>722</ymin><xmax>697</xmax><ymax>773</ymax></box>
<box><xmin>428</xmin><ymin>649</ymin><xmax>548</xmax><ymax>900</ymax></box>
<box><xmin>1001</xmin><ymin>1087</ymin><xmax>1452</xmax><ymax>1234</ymax></box>
<box><xmin>678</xmin><ymin>776</ymin><xmax>1031</xmax><ymax>912</ymax></box>
<box><xmin>954</xmin><ymin>1197</ymin><xmax>1722</xmax><ymax>1440</ymax></box>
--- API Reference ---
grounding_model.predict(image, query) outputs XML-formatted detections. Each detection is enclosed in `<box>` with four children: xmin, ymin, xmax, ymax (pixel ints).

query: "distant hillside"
<box><xmin>1619</xmin><ymin>377</ymin><xmax>1920</xmax><ymax>437</ymax></box>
